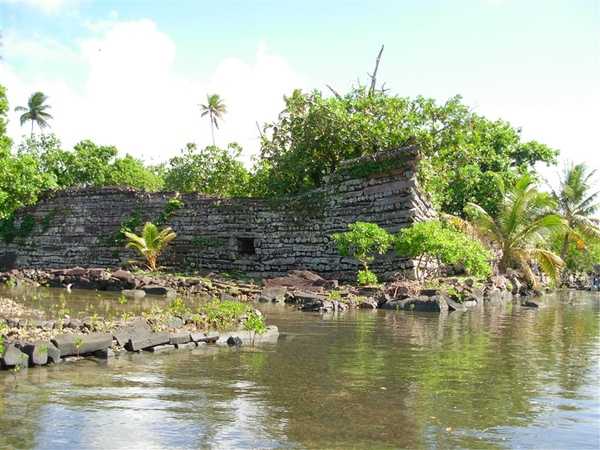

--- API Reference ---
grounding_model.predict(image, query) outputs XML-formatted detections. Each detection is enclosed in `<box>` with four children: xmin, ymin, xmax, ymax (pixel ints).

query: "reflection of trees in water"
<box><xmin>0</xmin><ymin>295</ymin><xmax>597</xmax><ymax>448</ymax></box>
<box><xmin>246</xmin><ymin>298</ymin><xmax>599</xmax><ymax>448</ymax></box>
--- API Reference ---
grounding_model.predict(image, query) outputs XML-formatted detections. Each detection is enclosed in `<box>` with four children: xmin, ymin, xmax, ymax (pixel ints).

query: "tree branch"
<box><xmin>368</xmin><ymin>45</ymin><xmax>384</xmax><ymax>95</ymax></box>
<box><xmin>326</xmin><ymin>84</ymin><xmax>342</xmax><ymax>99</ymax></box>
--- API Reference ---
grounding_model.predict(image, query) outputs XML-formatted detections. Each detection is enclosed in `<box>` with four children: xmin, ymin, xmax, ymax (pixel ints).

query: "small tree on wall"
<box><xmin>124</xmin><ymin>222</ymin><xmax>176</xmax><ymax>271</ymax></box>
<box><xmin>332</xmin><ymin>222</ymin><xmax>394</xmax><ymax>285</ymax></box>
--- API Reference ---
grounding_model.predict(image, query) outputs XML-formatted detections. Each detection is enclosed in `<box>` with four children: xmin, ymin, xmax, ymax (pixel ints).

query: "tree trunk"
<box><xmin>30</xmin><ymin>120</ymin><xmax>34</xmax><ymax>138</ymax></box>
<box><xmin>499</xmin><ymin>250</ymin><xmax>511</xmax><ymax>274</ymax></box>
<box><xmin>210</xmin><ymin>114</ymin><xmax>215</xmax><ymax>146</ymax></box>
<box><xmin>560</xmin><ymin>232</ymin><xmax>570</xmax><ymax>261</ymax></box>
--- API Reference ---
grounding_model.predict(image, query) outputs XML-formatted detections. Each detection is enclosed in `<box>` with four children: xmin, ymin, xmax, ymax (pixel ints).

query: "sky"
<box><xmin>0</xmin><ymin>0</ymin><xmax>598</xmax><ymax>175</ymax></box>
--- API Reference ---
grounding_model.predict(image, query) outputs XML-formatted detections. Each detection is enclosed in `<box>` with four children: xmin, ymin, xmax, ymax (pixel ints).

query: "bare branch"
<box><xmin>326</xmin><ymin>84</ymin><xmax>342</xmax><ymax>99</ymax></box>
<box><xmin>255</xmin><ymin>121</ymin><xmax>264</xmax><ymax>139</ymax></box>
<box><xmin>368</xmin><ymin>45</ymin><xmax>384</xmax><ymax>95</ymax></box>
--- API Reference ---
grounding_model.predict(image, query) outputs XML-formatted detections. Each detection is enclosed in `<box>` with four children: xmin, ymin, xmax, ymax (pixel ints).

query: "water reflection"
<box><xmin>0</xmin><ymin>290</ymin><xmax>598</xmax><ymax>449</ymax></box>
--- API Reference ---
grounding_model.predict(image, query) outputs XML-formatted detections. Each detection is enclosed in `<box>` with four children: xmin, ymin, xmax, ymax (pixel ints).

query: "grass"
<box><xmin>147</xmin><ymin>297</ymin><xmax>266</xmax><ymax>332</ymax></box>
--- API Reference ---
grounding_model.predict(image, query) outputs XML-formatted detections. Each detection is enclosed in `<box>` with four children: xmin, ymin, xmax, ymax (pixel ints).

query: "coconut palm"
<box><xmin>464</xmin><ymin>173</ymin><xmax>565</xmax><ymax>286</ymax></box>
<box><xmin>15</xmin><ymin>92</ymin><xmax>53</xmax><ymax>137</ymax></box>
<box><xmin>551</xmin><ymin>163</ymin><xmax>600</xmax><ymax>260</ymax></box>
<box><xmin>199</xmin><ymin>94</ymin><xmax>227</xmax><ymax>146</ymax></box>
<box><xmin>124</xmin><ymin>222</ymin><xmax>176</xmax><ymax>271</ymax></box>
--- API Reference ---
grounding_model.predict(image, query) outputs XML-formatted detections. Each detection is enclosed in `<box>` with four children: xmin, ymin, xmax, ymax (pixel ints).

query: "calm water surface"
<box><xmin>0</xmin><ymin>289</ymin><xmax>598</xmax><ymax>449</ymax></box>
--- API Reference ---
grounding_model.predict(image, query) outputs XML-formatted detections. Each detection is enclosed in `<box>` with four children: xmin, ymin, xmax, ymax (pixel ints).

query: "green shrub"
<box><xmin>357</xmin><ymin>269</ymin><xmax>379</xmax><ymax>286</ymax></box>
<box><xmin>332</xmin><ymin>222</ymin><xmax>393</xmax><ymax>285</ymax></box>
<box><xmin>395</xmin><ymin>220</ymin><xmax>491</xmax><ymax>280</ymax></box>
<box><xmin>244</xmin><ymin>310</ymin><xmax>267</xmax><ymax>334</ymax></box>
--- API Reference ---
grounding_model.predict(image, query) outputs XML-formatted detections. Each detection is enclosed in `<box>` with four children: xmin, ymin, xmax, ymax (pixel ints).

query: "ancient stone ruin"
<box><xmin>0</xmin><ymin>145</ymin><xmax>435</xmax><ymax>280</ymax></box>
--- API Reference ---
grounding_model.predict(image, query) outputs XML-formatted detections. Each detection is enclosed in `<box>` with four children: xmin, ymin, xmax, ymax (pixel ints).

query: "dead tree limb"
<box><xmin>326</xmin><ymin>84</ymin><xmax>342</xmax><ymax>99</ymax></box>
<box><xmin>368</xmin><ymin>45</ymin><xmax>384</xmax><ymax>95</ymax></box>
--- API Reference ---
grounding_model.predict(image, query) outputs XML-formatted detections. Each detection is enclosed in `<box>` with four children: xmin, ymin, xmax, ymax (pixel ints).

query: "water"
<box><xmin>0</xmin><ymin>290</ymin><xmax>599</xmax><ymax>449</ymax></box>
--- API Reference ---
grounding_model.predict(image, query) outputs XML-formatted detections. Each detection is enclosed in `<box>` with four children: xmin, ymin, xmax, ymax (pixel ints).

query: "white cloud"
<box><xmin>0</xmin><ymin>0</ymin><xmax>78</xmax><ymax>14</ymax></box>
<box><xmin>0</xmin><ymin>19</ymin><xmax>307</xmax><ymax>165</ymax></box>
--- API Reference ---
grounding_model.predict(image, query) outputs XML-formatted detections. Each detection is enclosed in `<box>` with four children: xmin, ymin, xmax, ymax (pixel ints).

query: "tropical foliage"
<box><xmin>163</xmin><ymin>143</ymin><xmax>250</xmax><ymax>196</ymax></box>
<box><xmin>550</xmin><ymin>163</ymin><xmax>600</xmax><ymax>262</ymax></box>
<box><xmin>257</xmin><ymin>87</ymin><xmax>557</xmax><ymax>215</ymax></box>
<box><xmin>332</xmin><ymin>222</ymin><xmax>394</xmax><ymax>285</ymax></box>
<box><xmin>124</xmin><ymin>222</ymin><xmax>176</xmax><ymax>271</ymax></box>
<box><xmin>395</xmin><ymin>220</ymin><xmax>492</xmax><ymax>280</ymax></box>
<box><xmin>463</xmin><ymin>174</ymin><xmax>565</xmax><ymax>286</ymax></box>
<box><xmin>15</xmin><ymin>92</ymin><xmax>53</xmax><ymax>136</ymax></box>
<box><xmin>200</xmin><ymin>94</ymin><xmax>227</xmax><ymax>146</ymax></box>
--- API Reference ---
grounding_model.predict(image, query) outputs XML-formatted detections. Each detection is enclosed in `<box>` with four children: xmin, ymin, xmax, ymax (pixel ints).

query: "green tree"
<box><xmin>257</xmin><ymin>88</ymin><xmax>557</xmax><ymax>215</ymax></box>
<box><xmin>15</xmin><ymin>92</ymin><xmax>53</xmax><ymax>137</ymax></box>
<box><xmin>0</xmin><ymin>86</ymin><xmax>56</xmax><ymax>219</ymax></box>
<box><xmin>163</xmin><ymin>143</ymin><xmax>250</xmax><ymax>196</ymax></box>
<box><xmin>18</xmin><ymin>135</ymin><xmax>163</xmax><ymax>191</ymax></box>
<box><xmin>395</xmin><ymin>220</ymin><xmax>492</xmax><ymax>280</ymax></box>
<box><xmin>124</xmin><ymin>222</ymin><xmax>176</xmax><ymax>271</ymax></box>
<box><xmin>464</xmin><ymin>174</ymin><xmax>565</xmax><ymax>286</ymax></box>
<box><xmin>550</xmin><ymin>233</ymin><xmax>600</xmax><ymax>274</ymax></box>
<box><xmin>332</xmin><ymin>222</ymin><xmax>394</xmax><ymax>285</ymax></box>
<box><xmin>107</xmin><ymin>155</ymin><xmax>164</xmax><ymax>191</ymax></box>
<box><xmin>200</xmin><ymin>94</ymin><xmax>227</xmax><ymax>146</ymax></box>
<box><xmin>551</xmin><ymin>163</ymin><xmax>600</xmax><ymax>261</ymax></box>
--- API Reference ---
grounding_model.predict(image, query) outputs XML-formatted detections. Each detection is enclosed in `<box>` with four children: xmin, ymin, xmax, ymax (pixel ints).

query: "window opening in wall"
<box><xmin>237</xmin><ymin>237</ymin><xmax>256</xmax><ymax>256</ymax></box>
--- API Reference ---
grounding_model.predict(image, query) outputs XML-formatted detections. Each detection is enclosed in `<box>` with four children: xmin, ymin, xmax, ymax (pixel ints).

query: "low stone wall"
<box><xmin>0</xmin><ymin>146</ymin><xmax>435</xmax><ymax>280</ymax></box>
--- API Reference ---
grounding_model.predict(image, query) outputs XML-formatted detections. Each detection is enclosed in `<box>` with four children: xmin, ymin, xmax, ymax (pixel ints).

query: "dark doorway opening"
<box><xmin>237</xmin><ymin>238</ymin><xmax>256</xmax><ymax>256</ymax></box>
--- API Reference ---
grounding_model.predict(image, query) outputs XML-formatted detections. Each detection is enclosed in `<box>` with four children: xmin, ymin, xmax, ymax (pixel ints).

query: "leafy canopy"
<box><xmin>0</xmin><ymin>87</ymin><xmax>56</xmax><ymax>219</ymax></box>
<box><xmin>551</xmin><ymin>162</ymin><xmax>600</xmax><ymax>262</ymax></box>
<box><xmin>163</xmin><ymin>143</ymin><xmax>250</xmax><ymax>196</ymax></box>
<box><xmin>18</xmin><ymin>135</ymin><xmax>163</xmax><ymax>191</ymax></box>
<box><xmin>257</xmin><ymin>87</ymin><xmax>557</xmax><ymax>215</ymax></box>
<box><xmin>464</xmin><ymin>174</ymin><xmax>565</xmax><ymax>286</ymax></box>
<box><xmin>332</xmin><ymin>222</ymin><xmax>394</xmax><ymax>285</ymax></box>
<box><xmin>15</xmin><ymin>91</ymin><xmax>53</xmax><ymax>134</ymax></box>
<box><xmin>395</xmin><ymin>220</ymin><xmax>492</xmax><ymax>280</ymax></box>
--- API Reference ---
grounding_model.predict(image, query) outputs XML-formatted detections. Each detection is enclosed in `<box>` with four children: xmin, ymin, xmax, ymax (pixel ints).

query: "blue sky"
<box><xmin>0</xmin><ymin>0</ymin><xmax>598</xmax><ymax>174</ymax></box>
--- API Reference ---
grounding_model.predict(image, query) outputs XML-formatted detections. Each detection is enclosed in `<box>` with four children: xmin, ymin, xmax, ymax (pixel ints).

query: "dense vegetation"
<box><xmin>0</xmin><ymin>80</ymin><xmax>597</xmax><ymax>279</ymax></box>
<box><xmin>256</xmin><ymin>88</ymin><xmax>558</xmax><ymax>216</ymax></box>
<box><xmin>332</xmin><ymin>222</ymin><xmax>394</xmax><ymax>285</ymax></box>
<box><xmin>395</xmin><ymin>220</ymin><xmax>492</xmax><ymax>280</ymax></box>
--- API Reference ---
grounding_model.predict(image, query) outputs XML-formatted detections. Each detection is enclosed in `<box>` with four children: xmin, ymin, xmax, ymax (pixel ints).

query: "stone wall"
<box><xmin>0</xmin><ymin>145</ymin><xmax>435</xmax><ymax>280</ymax></box>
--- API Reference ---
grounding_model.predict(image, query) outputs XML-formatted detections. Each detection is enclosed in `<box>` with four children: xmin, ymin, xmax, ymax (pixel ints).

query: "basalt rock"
<box><xmin>1</xmin><ymin>344</ymin><xmax>29</xmax><ymax>369</ymax></box>
<box><xmin>52</xmin><ymin>332</ymin><xmax>113</xmax><ymax>357</ymax></box>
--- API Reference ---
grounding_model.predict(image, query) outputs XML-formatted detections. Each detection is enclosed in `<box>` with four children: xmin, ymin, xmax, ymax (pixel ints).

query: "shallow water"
<box><xmin>0</xmin><ymin>290</ymin><xmax>599</xmax><ymax>449</ymax></box>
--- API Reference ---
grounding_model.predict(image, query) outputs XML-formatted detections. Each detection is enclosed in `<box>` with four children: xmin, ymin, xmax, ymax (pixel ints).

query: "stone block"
<box><xmin>1</xmin><ymin>344</ymin><xmax>29</xmax><ymax>369</ymax></box>
<box><xmin>126</xmin><ymin>332</ymin><xmax>170</xmax><ymax>351</ymax></box>
<box><xmin>169</xmin><ymin>332</ymin><xmax>191</xmax><ymax>345</ymax></box>
<box><xmin>147</xmin><ymin>344</ymin><xmax>175</xmax><ymax>353</ymax></box>
<box><xmin>113</xmin><ymin>319</ymin><xmax>152</xmax><ymax>347</ymax></box>
<box><xmin>190</xmin><ymin>331</ymin><xmax>219</xmax><ymax>343</ymax></box>
<box><xmin>22</xmin><ymin>341</ymin><xmax>49</xmax><ymax>366</ymax></box>
<box><xmin>52</xmin><ymin>332</ymin><xmax>113</xmax><ymax>357</ymax></box>
<box><xmin>176</xmin><ymin>342</ymin><xmax>196</xmax><ymax>350</ymax></box>
<box><xmin>46</xmin><ymin>342</ymin><xmax>61</xmax><ymax>364</ymax></box>
<box><xmin>143</xmin><ymin>285</ymin><xmax>176</xmax><ymax>297</ymax></box>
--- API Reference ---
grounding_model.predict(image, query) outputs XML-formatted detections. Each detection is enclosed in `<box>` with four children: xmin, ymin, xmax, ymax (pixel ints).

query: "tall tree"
<box><xmin>551</xmin><ymin>163</ymin><xmax>600</xmax><ymax>260</ymax></box>
<box><xmin>15</xmin><ymin>92</ymin><xmax>53</xmax><ymax>137</ymax></box>
<box><xmin>199</xmin><ymin>94</ymin><xmax>227</xmax><ymax>145</ymax></box>
<box><xmin>464</xmin><ymin>174</ymin><xmax>565</xmax><ymax>286</ymax></box>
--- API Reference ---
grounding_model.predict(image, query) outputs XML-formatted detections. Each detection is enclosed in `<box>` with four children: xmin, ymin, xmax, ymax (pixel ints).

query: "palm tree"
<box><xmin>124</xmin><ymin>222</ymin><xmax>176</xmax><ymax>271</ymax></box>
<box><xmin>464</xmin><ymin>174</ymin><xmax>565</xmax><ymax>286</ymax></box>
<box><xmin>15</xmin><ymin>92</ymin><xmax>53</xmax><ymax>137</ymax></box>
<box><xmin>551</xmin><ymin>163</ymin><xmax>600</xmax><ymax>260</ymax></box>
<box><xmin>199</xmin><ymin>94</ymin><xmax>227</xmax><ymax>146</ymax></box>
